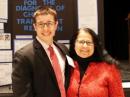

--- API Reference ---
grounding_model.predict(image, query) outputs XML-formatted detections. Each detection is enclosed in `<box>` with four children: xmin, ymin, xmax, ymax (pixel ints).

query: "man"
<box><xmin>12</xmin><ymin>6</ymin><xmax>69</xmax><ymax>97</ymax></box>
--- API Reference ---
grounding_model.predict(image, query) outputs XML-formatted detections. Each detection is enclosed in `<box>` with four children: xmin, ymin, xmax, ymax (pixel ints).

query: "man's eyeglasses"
<box><xmin>76</xmin><ymin>40</ymin><xmax>94</xmax><ymax>46</ymax></box>
<box><xmin>36</xmin><ymin>21</ymin><xmax>55</xmax><ymax>28</ymax></box>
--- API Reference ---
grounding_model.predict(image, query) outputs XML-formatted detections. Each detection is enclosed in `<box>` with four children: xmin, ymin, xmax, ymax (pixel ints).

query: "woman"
<box><xmin>67</xmin><ymin>27</ymin><xmax>125</xmax><ymax>97</ymax></box>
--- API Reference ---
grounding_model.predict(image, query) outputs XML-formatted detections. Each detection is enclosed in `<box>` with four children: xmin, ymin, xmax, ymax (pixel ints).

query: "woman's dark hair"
<box><xmin>69</xmin><ymin>27</ymin><xmax>104</xmax><ymax>62</ymax></box>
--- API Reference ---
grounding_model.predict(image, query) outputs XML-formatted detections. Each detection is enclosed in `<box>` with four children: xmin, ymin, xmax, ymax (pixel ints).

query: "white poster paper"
<box><xmin>0</xmin><ymin>33</ymin><xmax>11</xmax><ymax>49</ymax></box>
<box><xmin>0</xmin><ymin>50</ymin><xmax>12</xmax><ymax>62</ymax></box>
<box><xmin>0</xmin><ymin>63</ymin><xmax>12</xmax><ymax>86</ymax></box>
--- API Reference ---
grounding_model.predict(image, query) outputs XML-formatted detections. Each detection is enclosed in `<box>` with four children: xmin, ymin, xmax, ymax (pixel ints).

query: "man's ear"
<box><xmin>33</xmin><ymin>23</ymin><xmax>36</xmax><ymax>31</ymax></box>
<box><xmin>56</xmin><ymin>20</ymin><xmax>58</xmax><ymax>26</ymax></box>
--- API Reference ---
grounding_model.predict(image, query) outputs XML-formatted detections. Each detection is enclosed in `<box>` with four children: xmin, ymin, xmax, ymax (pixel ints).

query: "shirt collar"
<box><xmin>36</xmin><ymin>36</ymin><xmax>53</xmax><ymax>50</ymax></box>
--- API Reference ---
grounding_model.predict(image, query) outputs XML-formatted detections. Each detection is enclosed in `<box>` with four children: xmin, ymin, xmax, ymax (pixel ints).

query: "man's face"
<box><xmin>33</xmin><ymin>14</ymin><xmax>58</xmax><ymax>42</ymax></box>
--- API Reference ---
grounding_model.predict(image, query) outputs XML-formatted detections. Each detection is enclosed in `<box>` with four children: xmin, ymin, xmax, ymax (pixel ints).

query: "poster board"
<box><xmin>10</xmin><ymin>0</ymin><xmax>78</xmax><ymax>42</ymax></box>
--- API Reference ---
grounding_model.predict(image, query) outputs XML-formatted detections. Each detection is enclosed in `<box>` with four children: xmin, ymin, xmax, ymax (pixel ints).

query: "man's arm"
<box><xmin>12</xmin><ymin>51</ymin><xmax>33</xmax><ymax>97</ymax></box>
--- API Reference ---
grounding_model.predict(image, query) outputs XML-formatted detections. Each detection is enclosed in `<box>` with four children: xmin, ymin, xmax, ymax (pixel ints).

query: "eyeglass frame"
<box><xmin>76</xmin><ymin>40</ymin><xmax>94</xmax><ymax>46</ymax></box>
<box><xmin>35</xmin><ymin>21</ymin><xmax>56</xmax><ymax>28</ymax></box>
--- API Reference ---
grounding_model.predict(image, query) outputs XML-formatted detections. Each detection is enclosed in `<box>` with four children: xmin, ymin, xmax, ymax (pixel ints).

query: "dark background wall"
<box><xmin>104</xmin><ymin>0</ymin><xmax>130</xmax><ymax>60</ymax></box>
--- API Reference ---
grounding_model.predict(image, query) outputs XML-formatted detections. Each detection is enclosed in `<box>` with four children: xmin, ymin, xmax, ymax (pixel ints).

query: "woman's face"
<box><xmin>75</xmin><ymin>30</ymin><xmax>94</xmax><ymax>58</ymax></box>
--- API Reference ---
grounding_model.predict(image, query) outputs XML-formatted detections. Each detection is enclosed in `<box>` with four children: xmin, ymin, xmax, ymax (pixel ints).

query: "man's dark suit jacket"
<box><xmin>12</xmin><ymin>39</ymin><xmax>70</xmax><ymax>97</ymax></box>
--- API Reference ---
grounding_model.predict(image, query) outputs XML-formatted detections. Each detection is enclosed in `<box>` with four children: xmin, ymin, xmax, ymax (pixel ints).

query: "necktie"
<box><xmin>48</xmin><ymin>46</ymin><xmax>66</xmax><ymax>97</ymax></box>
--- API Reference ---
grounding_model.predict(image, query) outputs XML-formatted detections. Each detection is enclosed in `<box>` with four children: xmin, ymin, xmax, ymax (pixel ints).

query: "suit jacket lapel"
<box><xmin>33</xmin><ymin>39</ymin><xmax>59</xmax><ymax>90</ymax></box>
<box><xmin>54</xmin><ymin>41</ymin><xmax>69</xmax><ymax>56</ymax></box>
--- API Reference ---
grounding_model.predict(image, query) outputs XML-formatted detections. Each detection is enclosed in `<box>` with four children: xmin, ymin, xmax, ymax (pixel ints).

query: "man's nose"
<box><xmin>43</xmin><ymin>25</ymin><xmax>49</xmax><ymax>30</ymax></box>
